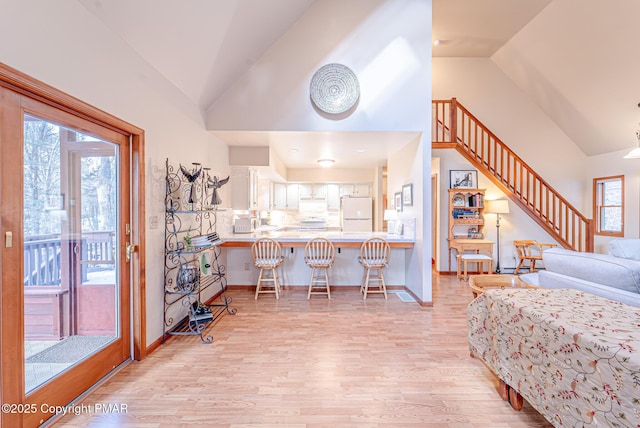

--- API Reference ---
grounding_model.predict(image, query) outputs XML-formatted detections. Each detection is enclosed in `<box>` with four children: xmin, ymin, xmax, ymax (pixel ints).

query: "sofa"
<box><xmin>519</xmin><ymin>239</ymin><xmax>640</xmax><ymax>308</ymax></box>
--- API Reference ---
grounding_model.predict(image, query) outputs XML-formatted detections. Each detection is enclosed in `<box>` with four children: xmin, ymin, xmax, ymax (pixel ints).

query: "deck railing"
<box><xmin>433</xmin><ymin>98</ymin><xmax>593</xmax><ymax>252</ymax></box>
<box><xmin>24</xmin><ymin>231</ymin><xmax>115</xmax><ymax>286</ymax></box>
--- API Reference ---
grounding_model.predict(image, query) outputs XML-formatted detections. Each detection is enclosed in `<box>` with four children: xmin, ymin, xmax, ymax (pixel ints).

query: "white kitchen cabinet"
<box><xmin>326</xmin><ymin>184</ymin><xmax>341</xmax><ymax>211</ymax></box>
<box><xmin>339</xmin><ymin>184</ymin><xmax>354</xmax><ymax>197</ymax></box>
<box><xmin>231</xmin><ymin>167</ymin><xmax>258</xmax><ymax>210</ymax></box>
<box><xmin>272</xmin><ymin>182</ymin><xmax>287</xmax><ymax>210</ymax></box>
<box><xmin>286</xmin><ymin>183</ymin><xmax>299</xmax><ymax>210</ymax></box>
<box><xmin>314</xmin><ymin>183</ymin><xmax>328</xmax><ymax>199</ymax></box>
<box><xmin>339</xmin><ymin>183</ymin><xmax>371</xmax><ymax>197</ymax></box>
<box><xmin>298</xmin><ymin>183</ymin><xmax>313</xmax><ymax>199</ymax></box>
<box><xmin>354</xmin><ymin>183</ymin><xmax>371</xmax><ymax>197</ymax></box>
<box><xmin>298</xmin><ymin>183</ymin><xmax>327</xmax><ymax>199</ymax></box>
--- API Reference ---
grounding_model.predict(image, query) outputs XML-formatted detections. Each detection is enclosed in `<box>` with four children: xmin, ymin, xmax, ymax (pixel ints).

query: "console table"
<box><xmin>468</xmin><ymin>288</ymin><xmax>640</xmax><ymax>427</ymax></box>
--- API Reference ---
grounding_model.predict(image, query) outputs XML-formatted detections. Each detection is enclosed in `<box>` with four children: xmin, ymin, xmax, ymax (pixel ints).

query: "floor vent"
<box><xmin>389</xmin><ymin>290</ymin><xmax>416</xmax><ymax>303</ymax></box>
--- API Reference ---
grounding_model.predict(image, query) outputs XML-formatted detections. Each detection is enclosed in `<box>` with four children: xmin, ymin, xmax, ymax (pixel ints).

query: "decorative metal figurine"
<box><xmin>179</xmin><ymin>163</ymin><xmax>202</xmax><ymax>206</ymax></box>
<box><xmin>206</xmin><ymin>173</ymin><xmax>229</xmax><ymax>208</ymax></box>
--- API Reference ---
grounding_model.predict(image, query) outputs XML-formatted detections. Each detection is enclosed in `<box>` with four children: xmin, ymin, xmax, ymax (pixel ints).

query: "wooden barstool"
<box><xmin>251</xmin><ymin>238</ymin><xmax>284</xmax><ymax>299</ymax></box>
<box><xmin>359</xmin><ymin>237</ymin><xmax>390</xmax><ymax>299</ymax></box>
<box><xmin>304</xmin><ymin>237</ymin><xmax>335</xmax><ymax>299</ymax></box>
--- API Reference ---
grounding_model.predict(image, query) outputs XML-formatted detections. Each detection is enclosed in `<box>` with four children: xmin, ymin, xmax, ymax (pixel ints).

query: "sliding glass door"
<box><xmin>1</xmin><ymin>86</ymin><xmax>132</xmax><ymax>427</ymax></box>
<box><xmin>23</xmin><ymin>114</ymin><xmax>121</xmax><ymax>394</ymax></box>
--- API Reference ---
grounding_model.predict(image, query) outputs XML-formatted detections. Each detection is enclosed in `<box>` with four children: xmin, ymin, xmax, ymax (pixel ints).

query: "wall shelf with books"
<box><xmin>447</xmin><ymin>188</ymin><xmax>494</xmax><ymax>273</ymax></box>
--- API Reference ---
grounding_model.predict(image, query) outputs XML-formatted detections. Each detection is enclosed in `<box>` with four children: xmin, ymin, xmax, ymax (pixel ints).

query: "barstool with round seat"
<box><xmin>304</xmin><ymin>237</ymin><xmax>335</xmax><ymax>299</ymax></box>
<box><xmin>251</xmin><ymin>238</ymin><xmax>284</xmax><ymax>299</ymax></box>
<box><xmin>359</xmin><ymin>237</ymin><xmax>390</xmax><ymax>299</ymax></box>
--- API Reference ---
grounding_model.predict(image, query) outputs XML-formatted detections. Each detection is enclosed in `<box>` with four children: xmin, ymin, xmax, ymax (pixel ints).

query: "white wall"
<box><xmin>287</xmin><ymin>168</ymin><xmax>375</xmax><ymax>183</ymax></box>
<box><xmin>207</xmin><ymin>0</ymin><xmax>431</xmax><ymax>133</ymax></box>
<box><xmin>491</xmin><ymin>0</ymin><xmax>640</xmax><ymax>157</ymax></box>
<box><xmin>587</xmin><ymin>149</ymin><xmax>640</xmax><ymax>253</ymax></box>
<box><xmin>433</xmin><ymin>57</ymin><xmax>588</xmax><ymax>212</ymax></box>
<box><xmin>207</xmin><ymin>0</ymin><xmax>433</xmax><ymax>301</ymax></box>
<box><xmin>388</xmin><ymin>134</ymin><xmax>431</xmax><ymax>301</ymax></box>
<box><xmin>0</xmin><ymin>0</ymin><xmax>229</xmax><ymax>346</ymax></box>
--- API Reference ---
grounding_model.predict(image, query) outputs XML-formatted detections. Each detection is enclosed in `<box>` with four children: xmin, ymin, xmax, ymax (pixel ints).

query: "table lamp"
<box><xmin>485</xmin><ymin>199</ymin><xmax>510</xmax><ymax>273</ymax></box>
<box><xmin>384</xmin><ymin>209</ymin><xmax>398</xmax><ymax>234</ymax></box>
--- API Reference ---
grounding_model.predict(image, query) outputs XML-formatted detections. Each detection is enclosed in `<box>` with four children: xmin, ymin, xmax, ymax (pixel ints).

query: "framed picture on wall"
<box><xmin>394</xmin><ymin>192</ymin><xmax>403</xmax><ymax>212</ymax></box>
<box><xmin>450</xmin><ymin>170</ymin><xmax>478</xmax><ymax>188</ymax></box>
<box><xmin>402</xmin><ymin>183</ymin><xmax>413</xmax><ymax>206</ymax></box>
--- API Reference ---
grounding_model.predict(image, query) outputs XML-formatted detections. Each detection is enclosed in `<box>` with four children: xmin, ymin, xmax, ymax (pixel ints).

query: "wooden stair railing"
<box><xmin>433</xmin><ymin>98</ymin><xmax>594</xmax><ymax>252</ymax></box>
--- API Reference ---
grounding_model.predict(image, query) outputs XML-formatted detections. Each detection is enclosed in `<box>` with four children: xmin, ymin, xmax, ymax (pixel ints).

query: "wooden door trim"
<box><xmin>0</xmin><ymin>63</ymin><xmax>141</xmax><ymax>137</ymax></box>
<box><xmin>0</xmin><ymin>86</ymin><xmax>26</xmax><ymax>428</ymax></box>
<box><xmin>0</xmin><ymin>60</ymin><xmax>147</xmax><ymax>425</ymax></box>
<box><xmin>0</xmin><ymin>62</ymin><xmax>147</xmax><ymax>361</ymax></box>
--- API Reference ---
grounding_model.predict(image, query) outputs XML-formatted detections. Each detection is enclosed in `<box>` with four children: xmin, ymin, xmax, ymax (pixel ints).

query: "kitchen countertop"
<box><xmin>220</xmin><ymin>230</ymin><xmax>415</xmax><ymax>248</ymax></box>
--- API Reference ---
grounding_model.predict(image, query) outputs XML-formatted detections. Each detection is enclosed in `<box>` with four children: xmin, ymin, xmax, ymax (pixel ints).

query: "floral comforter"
<box><xmin>468</xmin><ymin>288</ymin><xmax>640</xmax><ymax>427</ymax></box>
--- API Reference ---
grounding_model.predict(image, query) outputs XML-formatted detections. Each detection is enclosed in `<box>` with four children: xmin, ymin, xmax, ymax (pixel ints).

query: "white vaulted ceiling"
<box><xmin>78</xmin><ymin>0</ymin><xmax>316</xmax><ymax>111</ymax></box>
<box><xmin>78</xmin><ymin>0</ymin><xmax>640</xmax><ymax>166</ymax></box>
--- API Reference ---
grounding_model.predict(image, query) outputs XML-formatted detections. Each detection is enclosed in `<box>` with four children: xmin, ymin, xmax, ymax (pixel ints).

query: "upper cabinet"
<box><xmin>231</xmin><ymin>167</ymin><xmax>258</xmax><ymax>210</ymax></box>
<box><xmin>326</xmin><ymin>184</ymin><xmax>341</xmax><ymax>211</ymax></box>
<box><xmin>286</xmin><ymin>183</ymin><xmax>300</xmax><ymax>210</ymax></box>
<box><xmin>266</xmin><ymin>181</ymin><xmax>373</xmax><ymax>211</ymax></box>
<box><xmin>271</xmin><ymin>182</ymin><xmax>287</xmax><ymax>211</ymax></box>
<box><xmin>299</xmin><ymin>183</ymin><xmax>327</xmax><ymax>199</ymax></box>
<box><xmin>339</xmin><ymin>183</ymin><xmax>371</xmax><ymax>198</ymax></box>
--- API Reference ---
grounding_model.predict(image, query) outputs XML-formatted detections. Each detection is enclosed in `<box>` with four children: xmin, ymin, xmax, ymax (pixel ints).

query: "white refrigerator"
<box><xmin>341</xmin><ymin>197</ymin><xmax>373</xmax><ymax>232</ymax></box>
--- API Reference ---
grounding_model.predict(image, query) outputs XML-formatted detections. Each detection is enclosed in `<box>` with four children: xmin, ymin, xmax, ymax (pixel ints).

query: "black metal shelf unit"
<box><xmin>163</xmin><ymin>158</ymin><xmax>235</xmax><ymax>344</ymax></box>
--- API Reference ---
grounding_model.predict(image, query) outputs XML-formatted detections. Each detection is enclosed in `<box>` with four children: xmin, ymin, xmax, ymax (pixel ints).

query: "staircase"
<box><xmin>432</xmin><ymin>98</ymin><xmax>594</xmax><ymax>252</ymax></box>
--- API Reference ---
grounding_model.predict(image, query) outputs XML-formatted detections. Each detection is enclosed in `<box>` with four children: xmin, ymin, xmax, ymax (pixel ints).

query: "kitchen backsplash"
<box><xmin>283</xmin><ymin>210</ymin><xmax>341</xmax><ymax>228</ymax></box>
<box><xmin>219</xmin><ymin>208</ymin><xmax>341</xmax><ymax>233</ymax></box>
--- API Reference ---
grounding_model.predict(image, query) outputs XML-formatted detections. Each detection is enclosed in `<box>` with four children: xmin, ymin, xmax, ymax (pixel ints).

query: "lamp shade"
<box><xmin>485</xmin><ymin>199</ymin><xmax>510</xmax><ymax>214</ymax></box>
<box><xmin>384</xmin><ymin>209</ymin><xmax>398</xmax><ymax>220</ymax></box>
<box><xmin>624</xmin><ymin>147</ymin><xmax>640</xmax><ymax>158</ymax></box>
<box><xmin>624</xmin><ymin>130</ymin><xmax>640</xmax><ymax>158</ymax></box>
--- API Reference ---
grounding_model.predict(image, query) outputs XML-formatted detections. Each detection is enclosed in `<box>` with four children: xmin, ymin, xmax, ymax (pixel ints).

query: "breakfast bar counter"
<box><xmin>220</xmin><ymin>230</ymin><xmax>415</xmax><ymax>248</ymax></box>
<box><xmin>219</xmin><ymin>231</ymin><xmax>415</xmax><ymax>287</ymax></box>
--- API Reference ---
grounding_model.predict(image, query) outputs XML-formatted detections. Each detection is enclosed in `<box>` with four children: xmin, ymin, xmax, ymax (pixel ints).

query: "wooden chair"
<box><xmin>251</xmin><ymin>238</ymin><xmax>284</xmax><ymax>299</ymax></box>
<box><xmin>359</xmin><ymin>238</ymin><xmax>390</xmax><ymax>299</ymax></box>
<box><xmin>304</xmin><ymin>238</ymin><xmax>335</xmax><ymax>299</ymax></box>
<box><xmin>514</xmin><ymin>240</ymin><xmax>556</xmax><ymax>274</ymax></box>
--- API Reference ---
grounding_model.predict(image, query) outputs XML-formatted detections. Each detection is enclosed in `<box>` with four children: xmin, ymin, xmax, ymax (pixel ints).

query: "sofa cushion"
<box><xmin>518</xmin><ymin>273</ymin><xmax>540</xmax><ymax>287</ymax></box>
<box><xmin>542</xmin><ymin>247</ymin><xmax>640</xmax><ymax>294</ymax></box>
<box><xmin>608</xmin><ymin>239</ymin><xmax>640</xmax><ymax>261</ymax></box>
<box><xmin>538</xmin><ymin>271</ymin><xmax>640</xmax><ymax>307</ymax></box>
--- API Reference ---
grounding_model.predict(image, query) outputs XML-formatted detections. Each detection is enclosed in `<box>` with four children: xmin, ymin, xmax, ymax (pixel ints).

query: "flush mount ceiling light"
<box><xmin>317</xmin><ymin>159</ymin><xmax>335</xmax><ymax>168</ymax></box>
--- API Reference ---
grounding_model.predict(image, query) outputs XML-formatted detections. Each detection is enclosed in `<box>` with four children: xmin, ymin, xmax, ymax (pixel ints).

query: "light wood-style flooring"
<box><xmin>52</xmin><ymin>273</ymin><xmax>552</xmax><ymax>427</ymax></box>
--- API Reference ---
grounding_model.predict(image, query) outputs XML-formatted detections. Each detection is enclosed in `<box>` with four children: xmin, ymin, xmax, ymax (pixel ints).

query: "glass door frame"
<box><xmin>0</xmin><ymin>63</ymin><xmax>146</xmax><ymax>427</ymax></box>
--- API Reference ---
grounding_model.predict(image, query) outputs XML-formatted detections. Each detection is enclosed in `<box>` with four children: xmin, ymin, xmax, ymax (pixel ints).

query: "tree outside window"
<box><xmin>593</xmin><ymin>175</ymin><xmax>624</xmax><ymax>236</ymax></box>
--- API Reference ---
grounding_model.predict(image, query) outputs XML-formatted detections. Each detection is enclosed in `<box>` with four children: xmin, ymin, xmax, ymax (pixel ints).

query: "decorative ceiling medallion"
<box><xmin>310</xmin><ymin>63</ymin><xmax>360</xmax><ymax>114</ymax></box>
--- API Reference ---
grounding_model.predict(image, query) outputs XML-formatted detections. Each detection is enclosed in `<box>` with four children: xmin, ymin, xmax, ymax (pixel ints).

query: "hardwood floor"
<box><xmin>52</xmin><ymin>273</ymin><xmax>552</xmax><ymax>427</ymax></box>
